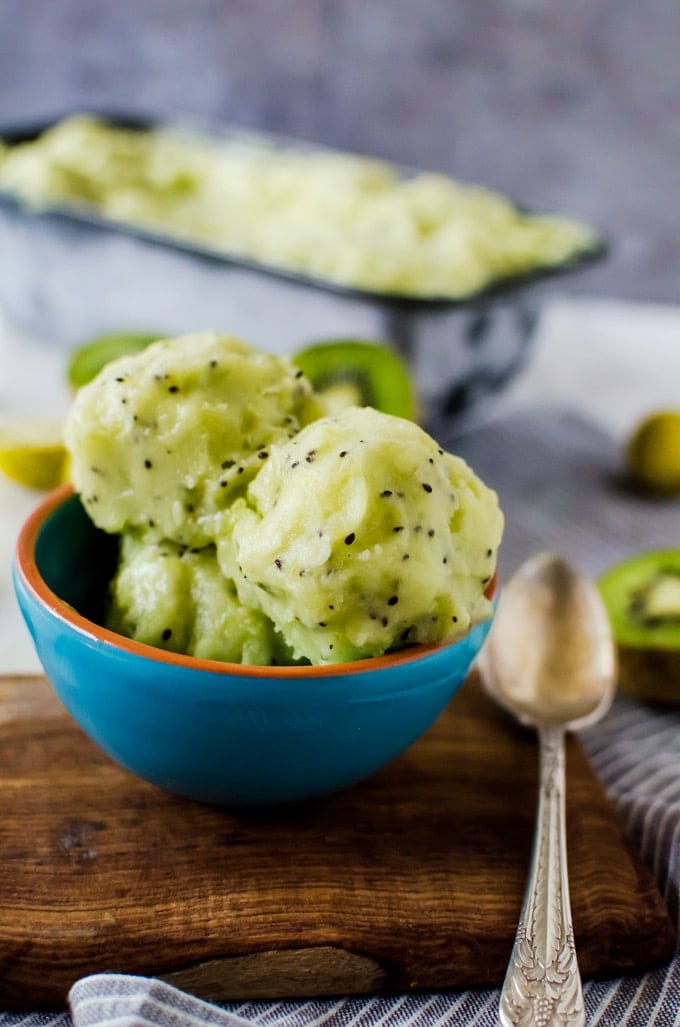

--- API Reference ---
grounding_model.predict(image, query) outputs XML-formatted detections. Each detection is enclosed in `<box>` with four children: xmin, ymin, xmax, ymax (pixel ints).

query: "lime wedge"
<box><xmin>0</xmin><ymin>419</ymin><xmax>69</xmax><ymax>491</ymax></box>
<box><xmin>67</xmin><ymin>331</ymin><xmax>164</xmax><ymax>388</ymax></box>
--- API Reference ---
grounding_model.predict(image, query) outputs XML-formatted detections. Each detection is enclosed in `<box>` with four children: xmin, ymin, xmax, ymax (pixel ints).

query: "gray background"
<box><xmin>0</xmin><ymin>0</ymin><xmax>677</xmax><ymax>306</ymax></box>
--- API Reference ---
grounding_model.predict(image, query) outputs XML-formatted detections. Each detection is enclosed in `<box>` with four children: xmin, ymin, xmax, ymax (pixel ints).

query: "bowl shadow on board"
<box><xmin>14</xmin><ymin>487</ymin><xmax>496</xmax><ymax>807</ymax></box>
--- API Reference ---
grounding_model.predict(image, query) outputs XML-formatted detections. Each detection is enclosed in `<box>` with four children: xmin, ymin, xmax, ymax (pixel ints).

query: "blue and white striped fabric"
<box><xmin>2</xmin><ymin>410</ymin><xmax>678</xmax><ymax>1027</ymax></box>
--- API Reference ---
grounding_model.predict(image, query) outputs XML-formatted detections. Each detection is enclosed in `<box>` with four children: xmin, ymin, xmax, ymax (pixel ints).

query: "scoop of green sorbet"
<box><xmin>107</xmin><ymin>535</ymin><xmax>279</xmax><ymax>665</ymax></box>
<box><xmin>216</xmin><ymin>406</ymin><xmax>503</xmax><ymax>664</ymax></box>
<box><xmin>64</xmin><ymin>332</ymin><xmax>322</xmax><ymax>548</ymax></box>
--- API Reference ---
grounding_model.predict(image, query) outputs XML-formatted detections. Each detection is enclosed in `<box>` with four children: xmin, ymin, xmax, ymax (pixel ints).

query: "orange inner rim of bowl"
<box><xmin>17</xmin><ymin>483</ymin><xmax>498</xmax><ymax>679</ymax></box>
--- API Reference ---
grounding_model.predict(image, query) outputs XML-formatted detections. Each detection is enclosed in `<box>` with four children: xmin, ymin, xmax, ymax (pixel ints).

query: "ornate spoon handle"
<box><xmin>499</xmin><ymin>725</ymin><xmax>585</xmax><ymax>1027</ymax></box>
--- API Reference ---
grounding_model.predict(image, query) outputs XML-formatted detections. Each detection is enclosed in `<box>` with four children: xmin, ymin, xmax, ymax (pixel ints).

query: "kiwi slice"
<box><xmin>599</xmin><ymin>549</ymin><xmax>680</xmax><ymax>705</ymax></box>
<box><xmin>67</xmin><ymin>331</ymin><xmax>165</xmax><ymax>388</ymax></box>
<box><xmin>292</xmin><ymin>340</ymin><xmax>418</xmax><ymax>420</ymax></box>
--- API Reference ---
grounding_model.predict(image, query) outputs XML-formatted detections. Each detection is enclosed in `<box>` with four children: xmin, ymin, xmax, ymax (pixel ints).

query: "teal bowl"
<box><xmin>14</xmin><ymin>485</ymin><xmax>495</xmax><ymax>805</ymax></box>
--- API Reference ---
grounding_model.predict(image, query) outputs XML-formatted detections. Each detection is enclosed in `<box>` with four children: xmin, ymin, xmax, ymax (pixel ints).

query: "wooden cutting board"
<box><xmin>0</xmin><ymin>672</ymin><xmax>674</xmax><ymax>1010</ymax></box>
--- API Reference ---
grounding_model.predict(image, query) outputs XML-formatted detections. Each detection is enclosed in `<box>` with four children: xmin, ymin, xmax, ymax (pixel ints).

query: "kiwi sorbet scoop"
<box><xmin>65</xmin><ymin>334</ymin><xmax>503</xmax><ymax>666</ymax></box>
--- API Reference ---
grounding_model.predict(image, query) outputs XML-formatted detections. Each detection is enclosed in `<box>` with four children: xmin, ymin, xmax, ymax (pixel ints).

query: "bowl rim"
<box><xmin>15</xmin><ymin>484</ymin><xmax>497</xmax><ymax>679</ymax></box>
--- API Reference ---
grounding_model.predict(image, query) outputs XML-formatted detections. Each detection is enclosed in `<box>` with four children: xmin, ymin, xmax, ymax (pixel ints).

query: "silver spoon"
<box><xmin>477</xmin><ymin>552</ymin><xmax>616</xmax><ymax>1027</ymax></box>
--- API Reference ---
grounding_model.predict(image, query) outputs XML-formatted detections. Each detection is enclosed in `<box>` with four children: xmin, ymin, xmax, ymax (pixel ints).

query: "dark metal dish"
<box><xmin>0</xmin><ymin>113</ymin><xmax>607</xmax><ymax>421</ymax></box>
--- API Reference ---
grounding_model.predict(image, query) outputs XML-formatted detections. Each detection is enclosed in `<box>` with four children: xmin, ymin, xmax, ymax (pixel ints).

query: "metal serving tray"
<box><xmin>0</xmin><ymin>114</ymin><xmax>605</xmax><ymax>419</ymax></box>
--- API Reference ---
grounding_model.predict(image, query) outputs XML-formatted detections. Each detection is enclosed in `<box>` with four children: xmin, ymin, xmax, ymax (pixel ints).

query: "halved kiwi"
<box><xmin>292</xmin><ymin>340</ymin><xmax>418</xmax><ymax>421</ymax></box>
<box><xmin>67</xmin><ymin>331</ymin><xmax>165</xmax><ymax>388</ymax></box>
<box><xmin>598</xmin><ymin>549</ymin><xmax>680</xmax><ymax>705</ymax></box>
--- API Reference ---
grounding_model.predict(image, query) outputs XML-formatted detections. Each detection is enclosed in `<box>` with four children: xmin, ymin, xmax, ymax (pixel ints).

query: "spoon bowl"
<box><xmin>480</xmin><ymin>551</ymin><xmax>616</xmax><ymax>729</ymax></box>
<box><xmin>477</xmin><ymin>552</ymin><xmax>617</xmax><ymax>1027</ymax></box>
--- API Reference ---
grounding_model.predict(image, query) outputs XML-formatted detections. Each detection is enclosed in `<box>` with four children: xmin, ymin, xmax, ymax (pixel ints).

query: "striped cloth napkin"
<box><xmin>1</xmin><ymin>407</ymin><xmax>678</xmax><ymax>1027</ymax></box>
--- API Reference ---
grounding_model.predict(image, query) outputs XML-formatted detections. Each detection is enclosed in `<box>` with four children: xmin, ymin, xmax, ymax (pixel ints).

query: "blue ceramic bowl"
<box><xmin>14</xmin><ymin>485</ymin><xmax>495</xmax><ymax>805</ymax></box>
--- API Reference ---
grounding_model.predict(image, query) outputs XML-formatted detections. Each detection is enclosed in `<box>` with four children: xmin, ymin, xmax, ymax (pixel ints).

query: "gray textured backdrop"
<box><xmin>0</xmin><ymin>0</ymin><xmax>677</xmax><ymax>304</ymax></box>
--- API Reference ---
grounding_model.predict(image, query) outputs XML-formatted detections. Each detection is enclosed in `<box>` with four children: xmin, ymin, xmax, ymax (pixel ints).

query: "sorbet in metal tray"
<box><xmin>0</xmin><ymin>113</ymin><xmax>605</xmax><ymax>419</ymax></box>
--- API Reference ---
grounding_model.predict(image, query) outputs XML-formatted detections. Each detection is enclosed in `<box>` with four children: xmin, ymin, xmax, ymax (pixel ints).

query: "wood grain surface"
<box><xmin>0</xmin><ymin>673</ymin><xmax>674</xmax><ymax>1009</ymax></box>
